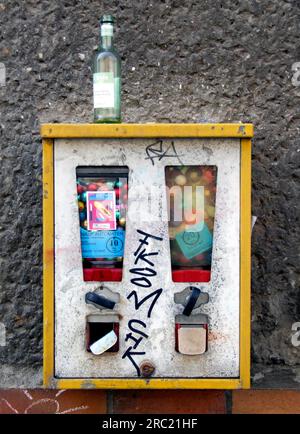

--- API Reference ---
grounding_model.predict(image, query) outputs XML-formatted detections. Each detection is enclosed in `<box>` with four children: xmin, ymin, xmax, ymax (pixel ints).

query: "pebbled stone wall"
<box><xmin>0</xmin><ymin>0</ymin><xmax>299</xmax><ymax>387</ymax></box>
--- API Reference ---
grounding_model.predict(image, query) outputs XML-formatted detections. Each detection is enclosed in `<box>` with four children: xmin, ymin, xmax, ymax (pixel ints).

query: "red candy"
<box><xmin>87</xmin><ymin>183</ymin><xmax>98</xmax><ymax>191</ymax></box>
<box><xmin>77</xmin><ymin>184</ymin><xmax>85</xmax><ymax>194</ymax></box>
<box><xmin>202</xmin><ymin>169</ymin><xmax>214</xmax><ymax>184</ymax></box>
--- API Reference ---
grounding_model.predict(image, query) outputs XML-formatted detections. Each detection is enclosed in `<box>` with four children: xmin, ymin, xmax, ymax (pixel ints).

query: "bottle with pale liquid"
<box><xmin>93</xmin><ymin>15</ymin><xmax>121</xmax><ymax>123</ymax></box>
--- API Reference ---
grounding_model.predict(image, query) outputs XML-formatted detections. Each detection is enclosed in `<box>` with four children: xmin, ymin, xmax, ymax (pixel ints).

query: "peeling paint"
<box><xmin>238</xmin><ymin>125</ymin><xmax>246</xmax><ymax>135</ymax></box>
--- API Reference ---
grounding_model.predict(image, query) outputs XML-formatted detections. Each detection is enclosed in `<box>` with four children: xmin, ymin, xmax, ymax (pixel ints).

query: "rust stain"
<box><xmin>208</xmin><ymin>331</ymin><xmax>227</xmax><ymax>343</ymax></box>
<box><xmin>56</xmin><ymin>245</ymin><xmax>80</xmax><ymax>255</ymax></box>
<box><xmin>45</xmin><ymin>247</ymin><xmax>54</xmax><ymax>262</ymax></box>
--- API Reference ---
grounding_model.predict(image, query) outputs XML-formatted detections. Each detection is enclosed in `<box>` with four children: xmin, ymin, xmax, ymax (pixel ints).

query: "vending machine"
<box><xmin>42</xmin><ymin>123</ymin><xmax>252</xmax><ymax>389</ymax></box>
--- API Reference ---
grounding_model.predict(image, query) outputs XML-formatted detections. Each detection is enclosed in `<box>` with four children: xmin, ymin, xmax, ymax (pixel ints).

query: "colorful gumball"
<box><xmin>202</xmin><ymin>169</ymin><xmax>215</xmax><ymax>184</ymax></box>
<box><xmin>99</xmin><ymin>183</ymin><xmax>109</xmax><ymax>191</ymax></box>
<box><xmin>178</xmin><ymin>254</ymin><xmax>190</xmax><ymax>265</ymax></box>
<box><xmin>83</xmin><ymin>220</ymin><xmax>88</xmax><ymax>229</ymax></box>
<box><xmin>87</xmin><ymin>183</ymin><xmax>98</xmax><ymax>191</ymax></box>
<box><xmin>81</xmin><ymin>192</ymin><xmax>87</xmax><ymax>202</ymax></box>
<box><xmin>175</xmin><ymin>174</ymin><xmax>187</xmax><ymax>186</ymax></box>
<box><xmin>180</xmin><ymin>167</ymin><xmax>188</xmax><ymax>174</ymax></box>
<box><xmin>189</xmin><ymin>170</ymin><xmax>199</xmax><ymax>182</ymax></box>
<box><xmin>194</xmin><ymin>253</ymin><xmax>205</xmax><ymax>261</ymax></box>
<box><xmin>77</xmin><ymin>183</ymin><xmax>85</xmax><ymax>194</ymax></box>
<box><xmin>106</xmin><ymin>181</ymin><xmax>115</xmax><ymax>190</ymax></box>
<box><xmin>95</xmin><ymin>182</ymin><xmax>103</xmax><ymax>189</ymax></box>
<box><xmin>119</xmin><ymin>217</ymin><xmax>126</xmax><ymax>227</ymax></box>
<box><xmin>79</xmin><ymin>211</ymin><xmax>86</xmax><ymax>221</ymax></box>
<box><xmin>207</xmin><ymin>205</ymin><xmax>215</xmax><ymax>217</ymax></box>
<box><xmin>78</xmin><ymin>201</ymin><xmax>85</xmax><ymax>211</ymax></box>
<box><xmin>115</xmin><ymin>180</ymin><xmax>123</xmax><ymax>188</ymax></box>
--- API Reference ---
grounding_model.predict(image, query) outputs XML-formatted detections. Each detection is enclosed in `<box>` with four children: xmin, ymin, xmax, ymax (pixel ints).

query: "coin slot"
<box><xmin>175</xmin><ymin>323</ymin><xmax>208</xmax><ymax>355</ymax></box>
<box><xmin>86</xmin><ymin>314</ymin><xmax>119</xmax><ymax>354</ymax></box>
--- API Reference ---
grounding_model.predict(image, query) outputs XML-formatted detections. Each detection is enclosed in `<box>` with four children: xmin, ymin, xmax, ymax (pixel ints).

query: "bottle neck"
<box><xmin>101</xmin><ymin>35</ymin><xmax>113</xmax><ymax>49</ymax></box>
<box><xmin>100</xmin><ymin>22</ymin><xmax>114</xmax><ymax>49</ymax></box>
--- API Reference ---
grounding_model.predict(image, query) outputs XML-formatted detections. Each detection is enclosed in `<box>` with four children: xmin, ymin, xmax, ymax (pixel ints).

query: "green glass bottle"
<box><xmin>93</xmin><ymin>15</ymin><xmax>121</xmax><ymax>123</ymax></box>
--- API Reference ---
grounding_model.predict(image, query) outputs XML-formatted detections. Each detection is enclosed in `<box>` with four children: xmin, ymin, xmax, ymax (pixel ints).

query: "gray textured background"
<box><xmin>0</xmin><ymin>0</ymin><xmax>299</xmax><ymax>387</ymax></box>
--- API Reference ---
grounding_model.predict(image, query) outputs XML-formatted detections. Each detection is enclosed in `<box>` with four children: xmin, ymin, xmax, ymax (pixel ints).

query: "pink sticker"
<box><xmin>86</xmin><ymin>191</ymin><xmax>116</xmax><ymax>231</ymax></box>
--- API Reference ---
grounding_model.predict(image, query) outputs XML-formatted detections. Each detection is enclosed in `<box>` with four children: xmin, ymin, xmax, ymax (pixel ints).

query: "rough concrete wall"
<box><xmin>0</xmin><ymin>0</ymin><xmax>299</xmax><ymax>387</ymax></box>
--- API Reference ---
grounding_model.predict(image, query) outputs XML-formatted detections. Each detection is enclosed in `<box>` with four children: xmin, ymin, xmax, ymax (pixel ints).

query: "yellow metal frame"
<box><xmin>42</xmin><ymin>123</ymin><xmax>252</xmax><ymax>389</ymax></box>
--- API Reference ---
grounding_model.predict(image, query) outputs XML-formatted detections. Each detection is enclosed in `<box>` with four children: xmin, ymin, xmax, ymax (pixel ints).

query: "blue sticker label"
<box><xmin>175</xmin><ymin>222</ymin><xmax>212</xmax><ymax>260</ymax></box>
<box><xmin>80</xmin><ymin>227</ymin><xmax>125</xmax><ymax>259</ymax></box>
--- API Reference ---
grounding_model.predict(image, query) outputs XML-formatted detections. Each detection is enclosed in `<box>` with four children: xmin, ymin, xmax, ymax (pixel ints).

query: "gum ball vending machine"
<box><xmin>42</xmin><ymin>123</ymin><xmax>252</xmax><ymax>389</ymax></box>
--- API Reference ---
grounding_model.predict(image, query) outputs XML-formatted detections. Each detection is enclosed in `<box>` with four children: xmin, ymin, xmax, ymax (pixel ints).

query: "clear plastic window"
<box><xmin>76</xmin><ymin>166</ymin><xmax>129</xmax><ymax>282</ymax></box>
<box><xmin>165</xmin><ymin>165</ymin><xmax>217</xmax><ymax>282</ymax></box>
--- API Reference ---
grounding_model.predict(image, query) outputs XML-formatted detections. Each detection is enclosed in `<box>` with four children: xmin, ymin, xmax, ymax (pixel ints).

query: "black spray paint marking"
<box><xmin>122</xmin><ymin>229</ymin><xmax>163</xmax><ymax>377</ymax></box>
<box><xmin>145</xmin><ymin>140</ymin><xmax>183</xmax><ymax>166</ymax></box>
<box><xmin>127</xmin><ymin>289</ymin><xmax>163</xmax><ymax>319</ymax></box>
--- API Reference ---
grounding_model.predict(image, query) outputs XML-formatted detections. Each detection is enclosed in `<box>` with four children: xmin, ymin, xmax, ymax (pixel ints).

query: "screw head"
<box><xmin>139</xmin><ymin>360</ymin><xmax>155</xmax><ymax>378</ymax></box>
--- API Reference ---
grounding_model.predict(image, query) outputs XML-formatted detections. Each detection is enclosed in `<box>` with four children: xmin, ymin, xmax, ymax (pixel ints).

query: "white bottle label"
<box><xmin>93</xmin><ymin>72</ymin><xmax>114</xmax><ymax>108</ymax></box>
<box><xmin>101</xmin><ymin>23</ymin><xmax>113</xmax><ymax>37</ymax></box>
